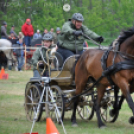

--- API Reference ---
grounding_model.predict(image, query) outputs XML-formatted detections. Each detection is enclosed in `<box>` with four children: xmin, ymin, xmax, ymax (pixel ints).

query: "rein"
<box><xmin>83</xmin><ymin>33</ymin><xmax>102</xmax><ymax>49</ymax></box>
<box><xmin>105</xmin><ymin>49</ymin><xmax>134</xmax><ymax>60</ymax></box>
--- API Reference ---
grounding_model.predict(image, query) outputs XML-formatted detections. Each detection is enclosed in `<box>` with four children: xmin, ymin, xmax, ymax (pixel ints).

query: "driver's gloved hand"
<box><xmin>97</xmin><ymin>36</ymin><xmax>104</xmax><ymax>43</ymax></box>
<box><xmin>73</xmin><ymin>30</ymin><xmax>83</xmax><ymax>36</ymax></box>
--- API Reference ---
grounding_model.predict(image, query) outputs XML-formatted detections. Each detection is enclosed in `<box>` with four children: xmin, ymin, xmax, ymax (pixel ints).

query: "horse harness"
<box><xmin>101</xmin><ymin>43</ymin><xmax>134</xmax><ymax>86</ymax></box>
<box><xmin>71</xmin><ymin>42</ymin><xmax>134</xmax><ymax>99</ymax></box>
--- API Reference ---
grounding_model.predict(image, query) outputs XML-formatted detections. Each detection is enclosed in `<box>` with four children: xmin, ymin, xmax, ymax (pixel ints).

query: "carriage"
<box><xmin>24</xmin><ymin>47</ymin><xmax>120</xmax><ymax>125</ymax></box>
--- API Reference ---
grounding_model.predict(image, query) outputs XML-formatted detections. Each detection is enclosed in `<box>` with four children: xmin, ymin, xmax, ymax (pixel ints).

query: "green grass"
<box><xmin>0</xmin><ymin>71</ymin><xmax>134</xmax><ymax>134</ymax></box>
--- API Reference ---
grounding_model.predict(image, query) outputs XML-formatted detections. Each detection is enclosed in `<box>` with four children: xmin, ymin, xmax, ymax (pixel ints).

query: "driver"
<box><xmin>57</xmin><ymin>13</ymin><xmax>104</xmax><ymax>61</ymax></box>
<box><xmin>32</xmin><ymin>32</ymin><xmax>55</xmax><ymax>77</ymax></box>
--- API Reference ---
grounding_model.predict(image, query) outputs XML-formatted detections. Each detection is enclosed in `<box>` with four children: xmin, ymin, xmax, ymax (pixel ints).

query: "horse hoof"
<box><xmin>72</xmin><ymin>123</ymin><xmax>78</xmax><ymax>127</ymax></box>
<box><xmin>129</xmin><ymin>116</ymin><xmax>134</xmax><ymax>124</ymax></box>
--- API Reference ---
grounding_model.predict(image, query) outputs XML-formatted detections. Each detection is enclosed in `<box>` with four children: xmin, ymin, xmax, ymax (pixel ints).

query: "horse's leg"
<box><xmin>110</xmin><ymin>86</ymin><xmax>120</xmax><ymax>116</ymax></box>
<box><xmin>5</xmin><ymin>52</ymin><xmax>13</xmax><ymax>70</ymax></box>
<box><xmin>117</xmin><ymin>95</ymin><xmax>125</xmax><ymax>110</ymax></box>
<box><xmin>71</xmin><ymin>64</ymin><xmax>88</xmax><ymax>126</ymax></box>
<box><xmin>118</xmin><ymin>79</ymin><xmax>134</xmax><ymax>124</ymax></box>
<box><xmin>10</xmin><ymin>50</ymin><xmax>18</xmax><ymax>71</ymax></box>
<box><xmin>95</xmin><ymin>85</ymin><xmax>106</xmax><ymax>128</ymax></box>
<box><xmin>6</xmin><ymin>50</ymin><xmax>18</xmax><ymax>71</ymax></box>
<box><xmin>71</xmin><ymin>80</ymin><xmax>87</xmax><ymax>126</ymax></box>
<box><xmin>71</xmin><ymin>96</ymin><xmax>79</xmax><ymax>126</ymax></box>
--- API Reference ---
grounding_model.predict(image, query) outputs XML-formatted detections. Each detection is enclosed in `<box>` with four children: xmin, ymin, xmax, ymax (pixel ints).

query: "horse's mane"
<box><xmin>118</xmin><ymin>27</ymin><xmax>134</xmax><ymax>44</ymax></box>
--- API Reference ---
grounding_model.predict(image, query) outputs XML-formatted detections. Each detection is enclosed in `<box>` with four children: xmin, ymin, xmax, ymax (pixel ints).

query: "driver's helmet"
<box><xmin>42</xmin><ymin>32</ymin><xmax>53</xmax><ymax>41</ymax></box>
<box><xmin>71</xmin><ymin>13</ymin><xmax>84</xmax><ymax>22</ymax></box>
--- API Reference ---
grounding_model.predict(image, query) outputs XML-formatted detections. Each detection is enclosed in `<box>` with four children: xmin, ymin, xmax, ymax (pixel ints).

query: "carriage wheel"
<box><xmin>24</xmin><ymin>84</ymin><xmax>43</xmax><ymax>122</ymax></box>
<box><xmin>100</xmin><ymin>90</ymin><xmax>119</xmax><ymax>123</ymax></box>
<box><xmin>49</xmin><ymin>85</ymin><xmax>65</xmax><ymax>123</ymax></box>
<box><xmin>77</xmin><ymin>94</ymin><xmax>94</xmax><ymax>120</ymax></box>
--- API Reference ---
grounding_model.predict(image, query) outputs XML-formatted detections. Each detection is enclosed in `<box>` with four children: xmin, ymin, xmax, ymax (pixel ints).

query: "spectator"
<box><xmin>42</xmin><ymin>29</ymin><xmax>48</xmax><ymax>37</ymax></box>
<box><xmin>0</xmin><ymin>21</ymin><xmax>8</xmax><ymax>39</ymax></box>
<box><xmin>7</xmin><ymin>32</ymin><xmax>19</xmax><ymax>70</ymax></box>
<box><xmin>56</xmin><ymin>27</ymin><xmax>61</xmax><ymax>34</ymax></box>
<box><xmin>50</xmin><ymin>28</ymin><xmax>54</xmax><ymax>33</ymax></box>
<box><xmin>16</xmin><ymin>39</ymin><xmax>25</xmax><ymax>71</ymax></box>
<box><xmin>18</xmin><ymin>32</ymin><xmax>24</xmax><ymax>40</ymax></box>
<box><xmin>8</xmin><ymin>31</ymin><xmax>18</xmax><ymax>44</ymax></box>
<box><xmin>10</xmin><ymin>25</ymin><xmax>18</xmax><ymax>38</ymax></box>
<box><xmin>55</xmin><ymin>27</ymin><xmax>61</xmax><ymax>44</ymax></box>
<box><xmin>50</xmin><ymin>28</ymin><xmax>56</xmax><ymax>44</ymax></box>
<box><xmin>21</xmin><ymin>18</ymin><xmax>34</xmax><ymax>51</ymax></box>
<box><xmin>33</xmin><ymin>29</ymin><xmax>42</xmax><ymax>39</ymax></box>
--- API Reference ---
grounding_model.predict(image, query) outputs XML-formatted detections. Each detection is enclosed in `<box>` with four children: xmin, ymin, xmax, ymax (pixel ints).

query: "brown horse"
<box><xmin>71</xmin><ymin>27</ymin><xmax>134</xmax><ymax>128</ymax></box>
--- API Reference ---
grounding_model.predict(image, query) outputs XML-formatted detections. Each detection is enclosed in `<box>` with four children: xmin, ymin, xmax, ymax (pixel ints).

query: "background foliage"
<box><xmin>0</xmin><ymin>0</ymin><xmax>134</xmax><ymax>45</ymax></box>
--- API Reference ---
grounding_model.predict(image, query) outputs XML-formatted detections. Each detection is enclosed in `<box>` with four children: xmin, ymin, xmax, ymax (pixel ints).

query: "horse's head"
<box><xmin>118</xmin><ymin>27</ymin><xmax>134</xmax><ymax>55</ymax></box>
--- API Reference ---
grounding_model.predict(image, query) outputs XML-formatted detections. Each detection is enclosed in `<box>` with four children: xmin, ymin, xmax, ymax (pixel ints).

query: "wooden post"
<box><xmin>25</xmin><ymin>45</ymin><xmax>26</xmax><ymax>71</ymax></box>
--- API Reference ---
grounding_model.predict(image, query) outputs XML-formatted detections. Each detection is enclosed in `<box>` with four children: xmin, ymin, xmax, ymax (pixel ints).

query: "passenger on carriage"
<box><xmin>57</xmin><ymin>13</ymin><xmax>104</xmax><ymax>61</ymax></box>
<box><xmin>32</xmin><ymin>32</ymin><xmax>56</xmax><ymax>77</ymax></box>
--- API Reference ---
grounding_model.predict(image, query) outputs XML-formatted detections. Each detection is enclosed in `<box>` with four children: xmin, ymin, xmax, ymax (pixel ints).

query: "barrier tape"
<box><xmin>0</xmin><ymin>46</ymin><xmax>38</xmax><ymax>50</ymax></box>
<box><xmin>0</xmin><ymin>46</ymin><xmax>108</xmax><ymax>50</ymax></box>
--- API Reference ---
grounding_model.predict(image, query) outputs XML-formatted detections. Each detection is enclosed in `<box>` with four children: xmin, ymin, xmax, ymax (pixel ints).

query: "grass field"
<box><xmin>0</xmin><ymin>71</ymin><xmax>134</xmax><ymax>134</ymax></box>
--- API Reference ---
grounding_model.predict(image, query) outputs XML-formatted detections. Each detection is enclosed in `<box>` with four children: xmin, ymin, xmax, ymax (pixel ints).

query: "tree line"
<box><xmin>0</xmin><ymin>0</ymin><xmax>134</xmax><ymax>45</ymax></box>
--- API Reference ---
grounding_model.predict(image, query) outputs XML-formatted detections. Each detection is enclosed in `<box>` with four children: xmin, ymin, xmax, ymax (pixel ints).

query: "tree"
<box><xmin>1</xmin><ymin>0</ymin><xmax>134</xmax><ymax>45</ymax></box>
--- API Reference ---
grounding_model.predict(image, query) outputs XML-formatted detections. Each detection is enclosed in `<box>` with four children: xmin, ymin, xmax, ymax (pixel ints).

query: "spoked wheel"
<box><xmin>49</xmin><ymin>85</ymin><xmax>65</xmax><ymax>123</ymax></box>
<box><xmin>25</xmin><ymin>83</ymin><xmax>43</xmax><ymax>122</ymax></box>
<box><xmin>100</xmin><ymin>90</ymin><xmax>119</xmax><ymax>122</ymax></box>
<box><xmin>77</xmin><ymin>94</ymin><xmax>94</xmax><ymax>120</ymax></box>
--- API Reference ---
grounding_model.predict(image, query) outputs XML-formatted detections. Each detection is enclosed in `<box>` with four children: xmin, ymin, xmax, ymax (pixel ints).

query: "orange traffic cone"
<box><xmin>0</xmin><ymin>67</ymin><xmax>5</xmax><ymax>79</ymax></box>
<box><xmin>0</xmin><ymin>72</ymin><xmax>2</xmax><ymax>79</ymax></box>
<box><xmin>0</xmin><ymin>67</ymin><xmax>8</xmax><ymax>80</ymax></box>
<box><xmin>46</xmin><ymin>118</ymin><xmax>60</xmax><ymax>134</ymax></box>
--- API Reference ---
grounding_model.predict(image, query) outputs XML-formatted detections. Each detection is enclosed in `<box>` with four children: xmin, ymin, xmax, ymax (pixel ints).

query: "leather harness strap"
<box><xmin>101</xmin><ymin>48</ymin><xmax>115</xmax><ymax>85</ymax></box>
<box><xmin>101</xmin><ymin>45</ymin><xmax>134</xmax><ymax>86</ymax></box>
